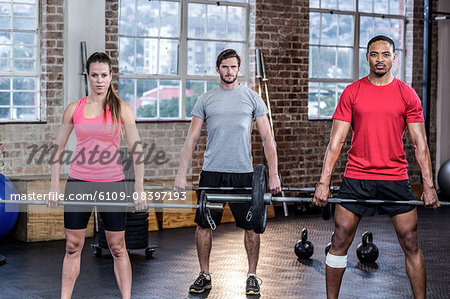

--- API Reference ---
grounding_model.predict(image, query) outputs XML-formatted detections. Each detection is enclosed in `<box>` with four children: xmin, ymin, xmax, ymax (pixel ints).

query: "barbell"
<box><xmin>202</xmin><ymin>165</ymin><xmax>449</xmax><ymax>234</ymax></box>
<box><xmin>144</xmin><ymin>185</ymin><xmax>340</xmax><ymax>193</ymax></box>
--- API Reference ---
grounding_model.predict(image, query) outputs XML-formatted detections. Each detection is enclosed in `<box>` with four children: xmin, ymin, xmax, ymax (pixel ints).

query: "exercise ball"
<box><xmin>0</xmin><ymin>173</ymin><xmax>19</xmax><ymax>239</ymax></box>
<box><xmin>438</xmin><ymin>159</ymin><xmax>450</xmax><ymax>199</ymax></box>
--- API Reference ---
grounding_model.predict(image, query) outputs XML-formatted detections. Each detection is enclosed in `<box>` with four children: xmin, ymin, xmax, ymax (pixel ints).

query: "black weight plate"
<box><xmin>251</xmin><ymin>164</ymin><xmax>268</xmax><ymax>234</ymax></box>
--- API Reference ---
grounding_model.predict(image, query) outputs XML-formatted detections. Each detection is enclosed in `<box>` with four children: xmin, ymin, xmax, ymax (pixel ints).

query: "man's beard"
<box><xmin>220</xmin><ymin>74</ymin><xmax>237</xmax><ymax>84</ymax></box>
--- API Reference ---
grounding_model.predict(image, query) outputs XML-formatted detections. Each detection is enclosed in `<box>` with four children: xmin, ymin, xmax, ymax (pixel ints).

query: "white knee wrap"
<box><xmin>325</xmin><ymin>253</ymin><xmax>347</xmax><ymax>268</ymax></box>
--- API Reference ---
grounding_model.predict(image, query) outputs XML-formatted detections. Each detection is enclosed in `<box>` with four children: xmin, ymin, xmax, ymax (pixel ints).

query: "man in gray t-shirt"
<box><xmin>175</xmin><ymin>49</ymin><xmax>281</xmax><ymax>296</ymax></box>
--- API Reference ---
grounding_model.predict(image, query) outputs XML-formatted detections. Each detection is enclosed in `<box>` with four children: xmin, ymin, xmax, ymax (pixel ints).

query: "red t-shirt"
<box><xmin>332</xmin><ymin>77</ymin><xmax>424</xmax><ymax>180</ymax></box>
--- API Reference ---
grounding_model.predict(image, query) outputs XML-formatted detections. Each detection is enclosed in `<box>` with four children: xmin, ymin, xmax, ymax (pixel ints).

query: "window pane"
<box><xmin>373</xmin><ymin>17</ymin><xmax>390</xmax><ymax>38</ymax></box>
<box><xmin>136</xmin><ymin>79</ymin><xmax>157</xmax><ymax>118</ymax></box>
<box><xmin>137</xmin><ymin>0</ymin><xmax>158</xmax><ymax>36</ymax></box>
<box><xmin>186</xmin><ymin>80</ymin><xmax>205</xmax><ymax>118</ymax></box>
<box><xmin>206</xmin><ymin>42</ymin><xmax>226</xmax><ymax>76</ymax></box>
<box><xmin>118</xmin><ymin>78</ymin><xmax>135</xmax><ymax>107</ymax></box>
<box><xmin>389</xmin><ymin>0</ymin><xmax>403</xmax><ymax>15</ymax></box>
<box><xmin>13</xmin><ymin>17</ymin><xmax>35</xmax><ymax>30</ymax></box>
<box><xmin>392</xmin><ymin>50</ymin><xmax>402</xmax><ymax>79</ymax></box>
<box><xmin>0</xmin><ymin>3</ymin><xmax>10</xmax><ymax>15</ymax></box>
<box><xmin>337</xmin><ymin>83</ymin><xmax>348</xmax><ymax>100</ymax></box>
<box><xmin>159</xmin><ymin>39</ymin><xmax>178</xmax><ymax>75</ymax></box>
<box><xmin>0</xmin><ymin>59</ymin><xmax>9</xmax><ymax>71</ymax></box>
<box><xmin>308</xmin><ymin>82</ymin><xmax>319</xmax><ymax>118</ymax></box>
<box><xmin>310</xmin><ymin>0</ymin><xmax>319</xmax><ymax>8</ymax></box>
<box><xmin>14</xmin><ymin>45</ymin><xmax>34</xmax><ymax>58</ymax></box>
<box><xmin>14</xmin><ymin>59</ymin><xmax>34</xmax><ymax>72</ymax></box>
<box><xmin>309</xmin><ymin>46</ymin><xmax>319</xmax><ymax>78</ymax></box>
<box><xmin>188</xmin><ymin>3</ymin><xmax>206</xmax><ymax>38</ymax></box>
<box><xmin>359</xmin><ymin>16</ymin><xmax>373</xmax><ymax>47</ymax></box>
<box><xmin>160</xmin><ymin>1</ymin><xmax>179</xmax><ymax>38</ymax></box>
<box><xmin>337</xmin><ymin>47</ymin><xmax>352</xmax><ymax>78</ymax></box>
<box><xmin>119</xmin><ymin>37</ymin><xmax>135</xmax><ymax>74</ymax></box>
<box><xmin>338</xmin><ymin>0</ymin><xmax>354</xmax><ymax>11</ymax></box>
<box><xmin>359</xmin><ymin>0</ymin><xmax>372</xmax><ymax>13</ymax></box>
<box><xmin>159</xmin><ymin>80</ymin><xmax>179</xmax><ymax>118</ymax></box>
<box><xmin>13</xmin><ymin>32</ymin><xmax>34</xmax><ymax>45</ymax></box>
<box><xmin>15</xmin><ymin>107</ymin><xmax>36</xmax><ymax>119</ymax></box>
<box><xmin>13</xmin><ymin>4</ymin><xmax>34</xmax><ymax>17</ymax></box>
<box><xmin>136</xmin><ymin>38</ymin><xmax>157</xmax><ymax>75</ymax></box>
<box><xmin>359</xmin><ymin>48</ymin><xmax>369</xmax><ymax>78</ymax></box>
<box><xmin>187</xmin><ymin>40</ymin><xmax>205</xmax><ymax>75</ymax></box>
<box><xmin>0</xmin><ymin>45</ymin><xmax>10</xmax><ymax>58</ymax></box>
<box><xmin>321</xmin><ymin>13</ymin><xmax>338</xmax><ymax>46</ymax></box>
<box><xmin>0</xmin><ymin>77</ymin><xmax>9</xmax><ymax>89</ymax></box>
<box><xmin>374</xmin><ymin>0</ymin><xmax>388</xmax><ymax>14</ymax></box>
<box><xmin>228</xmin><ymin>6</ymin><xmax>245</xmax><ymax>41</ymax></box>
<box><xmin>0</xmin><ymin>107</ymin><xmax>9</xmax><ymax>119</ymax></box>
<box><xmin>319</xmin><ymin>83</ymin><xmax>336</xmax><ymax>118</ymax></box>
<box><xmin>13</xmin><ymin>91</ymin><xmax>34</xmax><ymax>105</ymax></box>
<box><xmin>309</xmin><ymin>12</ymin><xmax>320</xmax><ymax>45</ymax></box>
<box><xmin>0</xmin><ymin>31</ymin><xmax>11</xmax><ymax>44</ymax></box>
<box><xmin>390</xmin><ymin>18</ymin><xmax>404</xmax><ymax>49</ymax></box>
<box><xmin>0</xmin><ymin>16</ymin><xmax>9</xmax><ymax>29</ymax></box>
<box><xmin>339</xmin><ymin>15</ymin><xmax>353</xmax><ymax>46</ymax></box>
<box><xmin>13</xmin><ymin>77</ymin><xmax>35</xmax><ymax>90</ymax></box>
<box><xmin>119</xmin><ymin>0</ymin><xmax>135</xmax><ymax>35</ymax></box>
<box><xmin>321</xmin><ymin>0</ymin><xmax>337</xmax><ymax>9</ymax></box>
<box><xmin>207</xmin><ymin>4</ymin><xmax>226</xmax><ymax>40</ymax></box>
<box><xmin>0</xmin><ymin>91</ymin><xmax>9</xmax><ymax>105</ymax></box>
<box><xmin>318</xmin><ymin>47</ymin><xmax>336</xmax><ymax>78</ymax></box>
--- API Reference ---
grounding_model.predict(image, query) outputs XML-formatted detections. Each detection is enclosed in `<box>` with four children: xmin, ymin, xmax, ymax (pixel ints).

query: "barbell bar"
<box><xmin>144</xmin><ymin>186</ymin><xmax>340</xmax><ymax>193</ymax></box>
<box><xmin>0</xmin><ymin>199</ymin><xmax>224</xmax><ymax>211</ymax></box>
<box><xmin>205</xmin><ymin>194</ymin><xmax>450</xmax><ymax>206</ymax></box>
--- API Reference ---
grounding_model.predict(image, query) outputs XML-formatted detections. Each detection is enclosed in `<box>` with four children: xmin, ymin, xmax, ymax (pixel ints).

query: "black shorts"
<box><xmin>64</xmin><ymin>177</ymin><xmax>127</xmax><ymax>231</ymax></box>
<box><xmin>338</xmin><ymin>177</ymin><xmax>415</xmax><ymax>217</ymax></box>
<box><xmin>194</xmin><ymin>171</ymin><xmax>253</xmax><ymax>230</ymax></box>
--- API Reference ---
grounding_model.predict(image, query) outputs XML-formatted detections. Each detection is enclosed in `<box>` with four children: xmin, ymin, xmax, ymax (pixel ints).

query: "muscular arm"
<box><xmin>174</xmin><ymin>116</ymin><xmax>204</xmax><ymax>191</ymax></box>
<box><xmin>407</xmin><ymin>122</ymin><xmax>440</xmax><ymax>208</ymax></box>
<box><xmin>313</xmin><ymin>119</ymin><xmax>351</xmax><ymax>206</ymax></box>
<box><xmin>255</xmin><ymin>115</ymin><xmax>281</xmax><ymax>193</ymax></box>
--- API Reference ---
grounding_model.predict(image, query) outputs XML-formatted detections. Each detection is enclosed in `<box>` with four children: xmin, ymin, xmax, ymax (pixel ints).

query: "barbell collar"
<box><xmin>0</xmin><ymin>200</ymin><xmax>225</xmax><ymax>211</ymax></box>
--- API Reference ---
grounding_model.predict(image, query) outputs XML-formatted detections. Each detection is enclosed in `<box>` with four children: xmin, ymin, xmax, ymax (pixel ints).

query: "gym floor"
<box><xmin>0</xmin><ymin>206</ymin><xmax>449</xmax><ymax>299</ymax></box>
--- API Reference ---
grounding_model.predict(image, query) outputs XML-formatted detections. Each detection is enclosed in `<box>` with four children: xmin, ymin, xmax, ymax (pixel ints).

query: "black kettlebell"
<box><xmin>356</xmin><ymin>231</ymin><xmax>379</xmax><ymax>264</ymax></box>
<box><xmin>325</xmin><ymin>232</ymin><xmax>334</xmax><ymax>255</ymax></box>
<box><xmin>295</xmin><ymin>228</ymin><xmax>314</xmax><ymax>259</ymax></box>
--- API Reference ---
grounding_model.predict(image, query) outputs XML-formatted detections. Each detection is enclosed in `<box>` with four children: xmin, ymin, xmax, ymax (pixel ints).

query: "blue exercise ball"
<box><xmin>0</xmin><ymin>173</ymin><xmax>19</xmax><ymax>239</ymax></box>
<box><xmin>438</xmin><ymin>160</ymin><xmax>450</xmax><ymax>199</ymax></box>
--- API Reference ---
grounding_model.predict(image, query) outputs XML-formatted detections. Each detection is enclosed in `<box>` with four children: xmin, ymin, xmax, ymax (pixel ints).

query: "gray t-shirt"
<box><xmin>191</xmin><ymin>84</ymin><xmax>268</xmax><ymax>173</ymax></box>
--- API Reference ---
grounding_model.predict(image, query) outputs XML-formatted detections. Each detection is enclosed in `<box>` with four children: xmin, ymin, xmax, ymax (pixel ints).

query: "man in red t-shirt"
<box><xmin>313</xmin><ymin>35</ymin><xmax>440</xmax><ymax>299</ymax></box>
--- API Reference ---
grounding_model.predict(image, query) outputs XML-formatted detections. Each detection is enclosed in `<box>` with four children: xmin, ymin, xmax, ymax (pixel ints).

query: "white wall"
<box><xmin>62</xmin><ymin>0</ymin><xmax>105</xmax><ymax>173</ymax></box>
<box><xmin>436</xmin><ymin>0</ymin><xmax>450</xmax><ymax>185</ymax></box>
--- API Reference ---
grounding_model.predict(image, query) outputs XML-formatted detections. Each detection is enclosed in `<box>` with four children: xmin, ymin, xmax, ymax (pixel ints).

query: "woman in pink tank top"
<box><xmin>48</xmin><ymin>52</ymin><xmax>145</xmax><ymax>299</ymax></box>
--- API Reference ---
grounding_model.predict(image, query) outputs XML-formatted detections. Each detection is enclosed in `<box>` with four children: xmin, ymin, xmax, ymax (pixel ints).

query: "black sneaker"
<box><xmin>189</xmin><ymin>272</ymin><xmax>212</xmax><ymax>293</ymax></box>
<box><xmin>246</xmin><ymin>276</ymin><xmax>262</xmax><ymax>295</ymax></box>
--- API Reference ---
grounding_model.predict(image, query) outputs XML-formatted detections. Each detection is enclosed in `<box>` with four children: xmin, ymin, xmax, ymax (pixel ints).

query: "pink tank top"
<box><xmin>69</xmin><ymin>97</ymin><xmax>125</xmax><ymax>182</ymax></box>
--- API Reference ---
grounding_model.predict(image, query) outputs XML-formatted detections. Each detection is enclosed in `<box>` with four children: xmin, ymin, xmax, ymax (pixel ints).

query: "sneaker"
<box><xmin>246</xmin><ymin>276</ymin><xmax>262</xmax><ymax>295</ymax></box>
<box><xmin>189</xmin><ymin>272</ymin><xmax>212</xmax><ymax>293</ymax></box>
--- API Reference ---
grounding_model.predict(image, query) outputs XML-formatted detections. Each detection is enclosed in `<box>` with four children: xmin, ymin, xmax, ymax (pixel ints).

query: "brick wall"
<box><xmin>0</xmin><ymin>0</ymin><xmax>64</xmax><ymax>177</ymax></box>
<box><xmin>0</xmin><ymin>0</ymin><xmax>436</xmax><ymax>188</ymax></box>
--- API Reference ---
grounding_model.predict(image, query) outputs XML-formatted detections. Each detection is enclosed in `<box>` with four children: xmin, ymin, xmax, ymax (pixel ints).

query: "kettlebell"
<box><xmin>325</xmin><ymin>232</ymin><xmax>334</xmax><ymax>255</ymax></box>
<box><xmin>356</xmin><ymin>231</ymin><xmax>379</xmax><ymax>264</ymax></box>
<box><xmin>295</xmin><ymin>228</ymin><xmax>314</xmax><ymax>259</ymax></box>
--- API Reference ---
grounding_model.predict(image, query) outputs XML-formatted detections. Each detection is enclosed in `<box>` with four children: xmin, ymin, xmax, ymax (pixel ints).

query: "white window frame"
<box><xmin>308</xmin><ymin>0</ymin><xmax>406</xmax><ymax>120</ymax></box>
<box><xmin>118</xmin><ymin>0</ymin><xmax>250</xmax><ymax>121</ymax></box>
<box><xmin>0</xmin><ymin>0</ymin><xmax>41</xmax><ymax>123</ymax></box>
